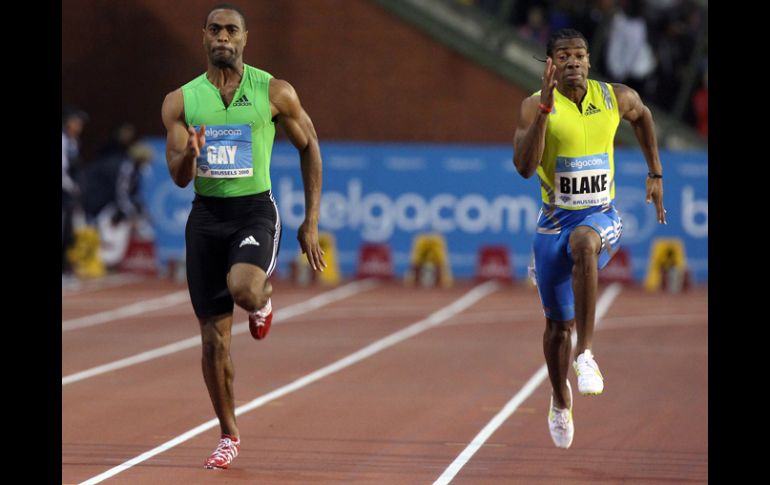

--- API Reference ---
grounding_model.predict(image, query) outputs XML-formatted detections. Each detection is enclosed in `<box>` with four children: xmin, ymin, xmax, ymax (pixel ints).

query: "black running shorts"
<box><xmin>185</xmin><ymin>191</ymin><xmax>282</xmax><ymax>318</ymax></box>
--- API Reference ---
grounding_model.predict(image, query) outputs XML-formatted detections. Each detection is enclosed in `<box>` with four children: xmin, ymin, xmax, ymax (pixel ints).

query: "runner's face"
<box><xmin>203</xmin><ymin>10</ymin><xmax>247</xmax><ymax>68</ymax></box>
<box><xmin>551</xmin><ymin>38</ymin><xmax>590</xmax><ymax>89</ymax></box>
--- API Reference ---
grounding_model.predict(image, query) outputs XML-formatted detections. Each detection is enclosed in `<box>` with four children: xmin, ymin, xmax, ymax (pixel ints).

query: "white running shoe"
<box><xmin>573</xmin><ymin>349</ymin><xmax>604</xmax><ymax>395</ymax></box>
<box><xmin>548</xmin><ymin>380</ymin><xmax>574</xmax><ymax>449</ymax></box>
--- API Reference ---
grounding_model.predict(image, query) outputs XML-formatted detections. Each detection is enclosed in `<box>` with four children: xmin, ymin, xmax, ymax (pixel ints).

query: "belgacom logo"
<box><xmin>205</xmin><ymin>128</ymin><xmax>242</xmax><ymax>137</ymax></box>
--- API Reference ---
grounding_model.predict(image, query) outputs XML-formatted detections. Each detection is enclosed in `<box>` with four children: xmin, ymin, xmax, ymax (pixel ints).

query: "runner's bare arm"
<box><xmin>613</xmin><ymin>83</ymin><xmax>666</xmax><ymax>224</ymax></box>
<box><xmin>513</xmin><ymin>96</ymin><xmax>548</xmax><ymax>178</ymax></box>
<box><xmin>513</xmin><ymin>57</ymin><xmax>557</xmax><ymax>178</ymax></box>
<box><xmin>161</xmin><ymin>89</ymin><xmax>205</xmax><ymax>188</ymax></box>
<box><xmin>270</xmin><ymin>78</ymin><xmax>326</xmax><ymax>271</ymax></box>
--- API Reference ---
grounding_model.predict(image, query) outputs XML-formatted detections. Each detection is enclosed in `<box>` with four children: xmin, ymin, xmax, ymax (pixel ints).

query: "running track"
<box><xmin>62</xmin><ymin>275</ymin><xmax>707</xmax><ymax>484</ymax></box>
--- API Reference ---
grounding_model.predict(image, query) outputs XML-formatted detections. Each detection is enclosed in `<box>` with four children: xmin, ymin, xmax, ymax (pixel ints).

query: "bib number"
<box><xmin>196</xmin><ymin>124</ymin><xmax>252</xmax><ymax>178</ymax></box>
<box><xmin>554</xmin><ymin>154</ymin><xmax>611</xmax><ymax>207</ymax></box>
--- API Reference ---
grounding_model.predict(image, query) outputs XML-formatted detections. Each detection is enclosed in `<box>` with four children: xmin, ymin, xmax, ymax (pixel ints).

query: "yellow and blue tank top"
<box><xmin>182</xmin><ymin>64</ymin><xmax>275</xmax><ymax>198</ymax></box>
<box><xmin>534</xmin><ymin>79</ymin><xmax>620</xmax><ymax>230</ymax></box>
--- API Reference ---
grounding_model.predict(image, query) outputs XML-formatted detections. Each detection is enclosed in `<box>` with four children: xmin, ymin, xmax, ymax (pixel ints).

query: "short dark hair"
<box><xmin>204</xmin><ymin>3</ymin><xmax>247</xmax><ymax>30</ymax></box>
<box><xmin>546</xmin><ymin>29</ymin><xmax>588</xmax><ymax>57</ymax></box>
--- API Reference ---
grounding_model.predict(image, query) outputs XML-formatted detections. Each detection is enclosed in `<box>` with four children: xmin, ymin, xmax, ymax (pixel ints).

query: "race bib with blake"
<box><xmin>554</xmin><ymin>153</ymin><xmax>611</xmax><ymax>207</ymax></box>
<box><xmin>196</xmin><ymin>124</ymin><xmax>252</xmax><ymax>178</ymax></box>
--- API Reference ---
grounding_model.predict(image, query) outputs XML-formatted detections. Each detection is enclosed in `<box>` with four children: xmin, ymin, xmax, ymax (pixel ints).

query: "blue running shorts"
<box><xmin>532</xmin><ymin>204</ymin><xmax>622</xmax><ymax>321</ymax></box>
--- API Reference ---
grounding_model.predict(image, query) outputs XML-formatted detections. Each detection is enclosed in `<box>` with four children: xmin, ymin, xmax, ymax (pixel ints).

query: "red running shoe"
<box><xmin>249</xmin><ymin>298</ymin><xmax>273</xmax><ymax>340</ymax></box>
<box><xmin>203</xmin><ymin>434</ymin><xmax>240</xmax><ymax>469</ymax></box>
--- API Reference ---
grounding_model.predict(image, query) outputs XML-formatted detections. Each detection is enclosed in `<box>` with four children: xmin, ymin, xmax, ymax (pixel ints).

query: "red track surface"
<box><xmin>62</xmin><ymin>275</ymin><xmax>707</xmax><ymax>484</ymax></box>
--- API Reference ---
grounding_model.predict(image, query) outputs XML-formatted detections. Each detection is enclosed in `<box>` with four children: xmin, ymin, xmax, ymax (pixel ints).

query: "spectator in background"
<box><xmin>510</xmin><ymin>0</ymin><xmax>612</xmax><ymax>47</ymax></box>
<box><xmin>62</xmin><ymin>106</ymin><xmax>88</xmax><ymax>276</ymax></box>
<box><xmin>647</xmin><ymin>19</ymin><xmax>680</xmax><ymax>109</ymax></box>
<box><xmin>97</xmin><ymin>121</ymin><xmax>137</xmax><ymax>159</ymax></box>
<box><xmin>82</xmin><ymin>122</ymin><xmax>142</xmax><ymax>225</ymax></box>
<box><xmin>603</xmin><ymin>0</ymin><xmax>656</xmax><ymax>98</ymax></box>
<box><xmin>518</xmin><ymin>6</ymin><xmax>550</xmax><ymax>45</ymax></box>
<box><xmin>547</xmin><ymin>0</ymin><xmax>573</xmax><ymax>34</ymax></box>
<box><xmin>509</xmin><ymin>0</ymin><xmax>547</xmax><ymax>28</ymax></box>
<box><xmin>690</xmin><ymin>65</ymin><xmax>707</xmax><ymax>138</ymax></box>
<box><xmin>81</xmin><ymin>150</ymin><xmax>122</xmax><ymax>225</ymax></box>
<box><xmin>95</xmin><ymin>142</ymin><xmax>156</xmax><ymax>268</ymax></box>
<box><xmin>646</xmin><ymin>0</ymin><xmax>701</xmax><ymax>111</ymax></box>
<box><xmin>570</xmin><ymin>0</ymin><xmax>614</xmax><ymax>48</ymax></box>
<box><xmin>80</xmin><ymin>122</ymin><xmax>153</xmax><ymax>268</ymax></box>
<box><xmin>82</xmin><ymin>121</ymin><xmax>146</xmax><ymax>224</ymax></box>
<box><xmin>113</xmin><ymin>142</ymin><xmax>155</xmax><ymax>231</ymax></box>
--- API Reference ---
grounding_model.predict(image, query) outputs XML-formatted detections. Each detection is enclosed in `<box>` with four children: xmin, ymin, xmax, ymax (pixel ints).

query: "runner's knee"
<box><xmin>230</xmin><ymin>280</ymin><xmax>269</xmax><ymax>312</ymax></box>
<box><xmin>230</xmin><ymin>283</ymin><xmax>257</xmax><ymax>312</ymax></box>
<box><xmin>545</xmin><ymin>319</ymin><xmax>572</xmax><ymax>341</ymax></box>
<box><xmin>569</xmin><ymin>229</ymin><xmax>600</xmax><ymax>264</ymax></box>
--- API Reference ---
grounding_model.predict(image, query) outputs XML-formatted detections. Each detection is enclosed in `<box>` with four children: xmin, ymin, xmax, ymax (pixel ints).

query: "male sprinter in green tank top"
<box><xmin>161</xmin><ymin>3</ymin><xmax>326</xmax><ymax>469</ymax></box>
<box><xmin>513</xmin><ymin>29</ymin><xmax>666</xmax><ymax>449</ymax></box>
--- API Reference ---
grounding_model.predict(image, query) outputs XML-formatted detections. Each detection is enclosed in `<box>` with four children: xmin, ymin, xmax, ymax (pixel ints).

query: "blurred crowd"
<box><xmin>62</xmin><ymin>107</ymin><xmax>155</xmax><ymax>278</ymax></box>
<box><xmin>464</xmin><ymin>0</ymin><xmax>707</xmax><ymax>139</ymax></box>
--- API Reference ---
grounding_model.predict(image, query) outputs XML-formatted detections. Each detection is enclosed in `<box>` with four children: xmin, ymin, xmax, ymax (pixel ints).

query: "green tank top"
<box><xmin>182</xmin><ymin>64</ymin><xmax>275</xmax><ymax>197</ymax></box>
<box><xmin>535</xmin><ymin>79</ymin><xmax>620</xmax><ymax>209</ymax></box>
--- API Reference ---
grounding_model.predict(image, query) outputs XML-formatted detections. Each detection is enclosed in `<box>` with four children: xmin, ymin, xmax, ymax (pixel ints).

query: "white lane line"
<box><xmin>62</xmin><ymin>279</ymin><xmax>379</xmax><ymax>386</ymax></box>
<box><xmin>433</xmin><ymin>283</ymin><xmax>623</xmax><ymax>485</ymax></box>
<box><xmin>63</xmin><ymin>291</ymin><xmax>190</xmax><ymax>332</ymax></box>
<box><xmin>77</xmin><ymin>281</ymin><xmax>500</xmax><ymax>485</ymax></box>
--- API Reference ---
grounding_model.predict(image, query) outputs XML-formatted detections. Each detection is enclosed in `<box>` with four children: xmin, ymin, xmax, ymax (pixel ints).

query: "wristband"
<box><xmin>647</xmin><ymin>172</ymin><xmax>663</xmax><ymax>179</ymax></box>
<box><xmin>538</xmin><ymin>103</ymin><xmax>552</xmax><ymax>114</ymax></box>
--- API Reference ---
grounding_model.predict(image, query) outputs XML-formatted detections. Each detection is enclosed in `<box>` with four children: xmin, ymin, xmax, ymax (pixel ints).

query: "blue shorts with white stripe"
<box><xmin>531</xmin><ymin>203</ymin><xmax>622</xmax><ymax>321</ymax></box>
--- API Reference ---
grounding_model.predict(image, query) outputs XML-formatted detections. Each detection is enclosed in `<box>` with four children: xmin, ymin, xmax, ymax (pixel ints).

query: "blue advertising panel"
<box><xmin>142</xmin><ymin>138</ymin><xmax>708</xmax><ymax>282</ymax></box>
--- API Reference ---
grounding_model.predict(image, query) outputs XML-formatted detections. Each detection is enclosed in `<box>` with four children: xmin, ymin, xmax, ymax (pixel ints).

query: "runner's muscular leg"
<box><xmin>228</xmin><ymin>263</ymin><xmax>272</xmax><ymax>313</ymax></box>
<box><xmin>544</xmin><ymin>317</ymin><xmax>574</xmax><ymax>409</ymax></box>
<box><xmin>568</xmin><ymin>226</ymin><xmax>602</xmax><ymax>357</ymax></box>
<box><xmin>199</xmin><ymin>312</ymin><xmax>239</xmax><ymax>438</ymax></box>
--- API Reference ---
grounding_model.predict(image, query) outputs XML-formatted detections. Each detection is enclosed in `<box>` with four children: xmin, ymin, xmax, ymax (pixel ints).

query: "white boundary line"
<box><xmin>433</xmin><ymin>283</ymin><xmax>623</xmax><ymax>485</ymax></box>
<box><xmin>77</xmin><ymin>281</ymin><xmax>500</xmax><ymax>485</ymax></box>
<box><xmin>62</xmin><ymin>279</ymin><xmax>379</xmax><ymax>386</ymax></box>
<box><xmin>62</xmin><ymin>291</ymin><xmax>190</xmax><ymax>332</ymax></box>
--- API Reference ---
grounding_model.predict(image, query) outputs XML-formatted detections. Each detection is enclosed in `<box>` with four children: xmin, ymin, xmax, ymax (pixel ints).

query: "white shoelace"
<box><xmin>551</xmin><ymin>408</ymin><xmax>571</xmax><ymax>429</ymax></box>
<box><xmin>251</xmin><ymin>299</ymin><xmax>272</xmax><ymax>319</ymax></box>
<box><xmin>210</xmin><ymin>438</ymin><xmax>238</xmax><ymax>462</ymax></box>
<box><xmin>577</xmin><ymin>356</ymin><xmax>598</xmax><ymax>375</ymax></box>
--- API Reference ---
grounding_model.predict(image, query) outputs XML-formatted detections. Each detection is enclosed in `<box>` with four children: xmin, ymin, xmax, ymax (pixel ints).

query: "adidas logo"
<box><xmin>233</xmin><ymin>94</ymin><xmax>252</xmax><ymax>107</ymax></box>
<box><xmin>584</xmin><ymin>102</ymin><xmax>601</xmax><ymax>116</ymax></box>
<box><xmin>239</xmin><ymin>235</ymin><xmax>259</xmax><ymax>248</ymax></box>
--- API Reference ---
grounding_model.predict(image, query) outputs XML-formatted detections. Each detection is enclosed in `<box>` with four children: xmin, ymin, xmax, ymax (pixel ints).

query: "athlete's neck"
<box><xmin>206</xmin><ymin>62</ymin><xmax>244</xmax><ymax>89</ymax></box>
<box><xmin>557</xmin><ymin>85</ymin><xmax>587</xmax><ymax>106</ymax></box>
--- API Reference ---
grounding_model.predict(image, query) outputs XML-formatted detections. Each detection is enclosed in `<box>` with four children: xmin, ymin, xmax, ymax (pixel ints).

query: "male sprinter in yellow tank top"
<box><xmin>513</xmin><ymin>29</ymin><xmax>666</xmax><ymax>449</ymax></box>
<box><xmin>161</xmin><ymin>3</ymin><xmax>326</xmax><ymax>469</ymax></box>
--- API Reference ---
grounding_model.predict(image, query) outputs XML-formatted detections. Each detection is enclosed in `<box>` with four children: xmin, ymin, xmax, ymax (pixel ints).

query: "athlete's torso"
<box><xmin>182</xmin><ymin>64</ymin><xmax>275</xmax><ymax>198</ymax></box>
<box><xmin>534</xmin><ymin>79</ymin><xmax>620</xmax><ymax>230</ymax></box>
